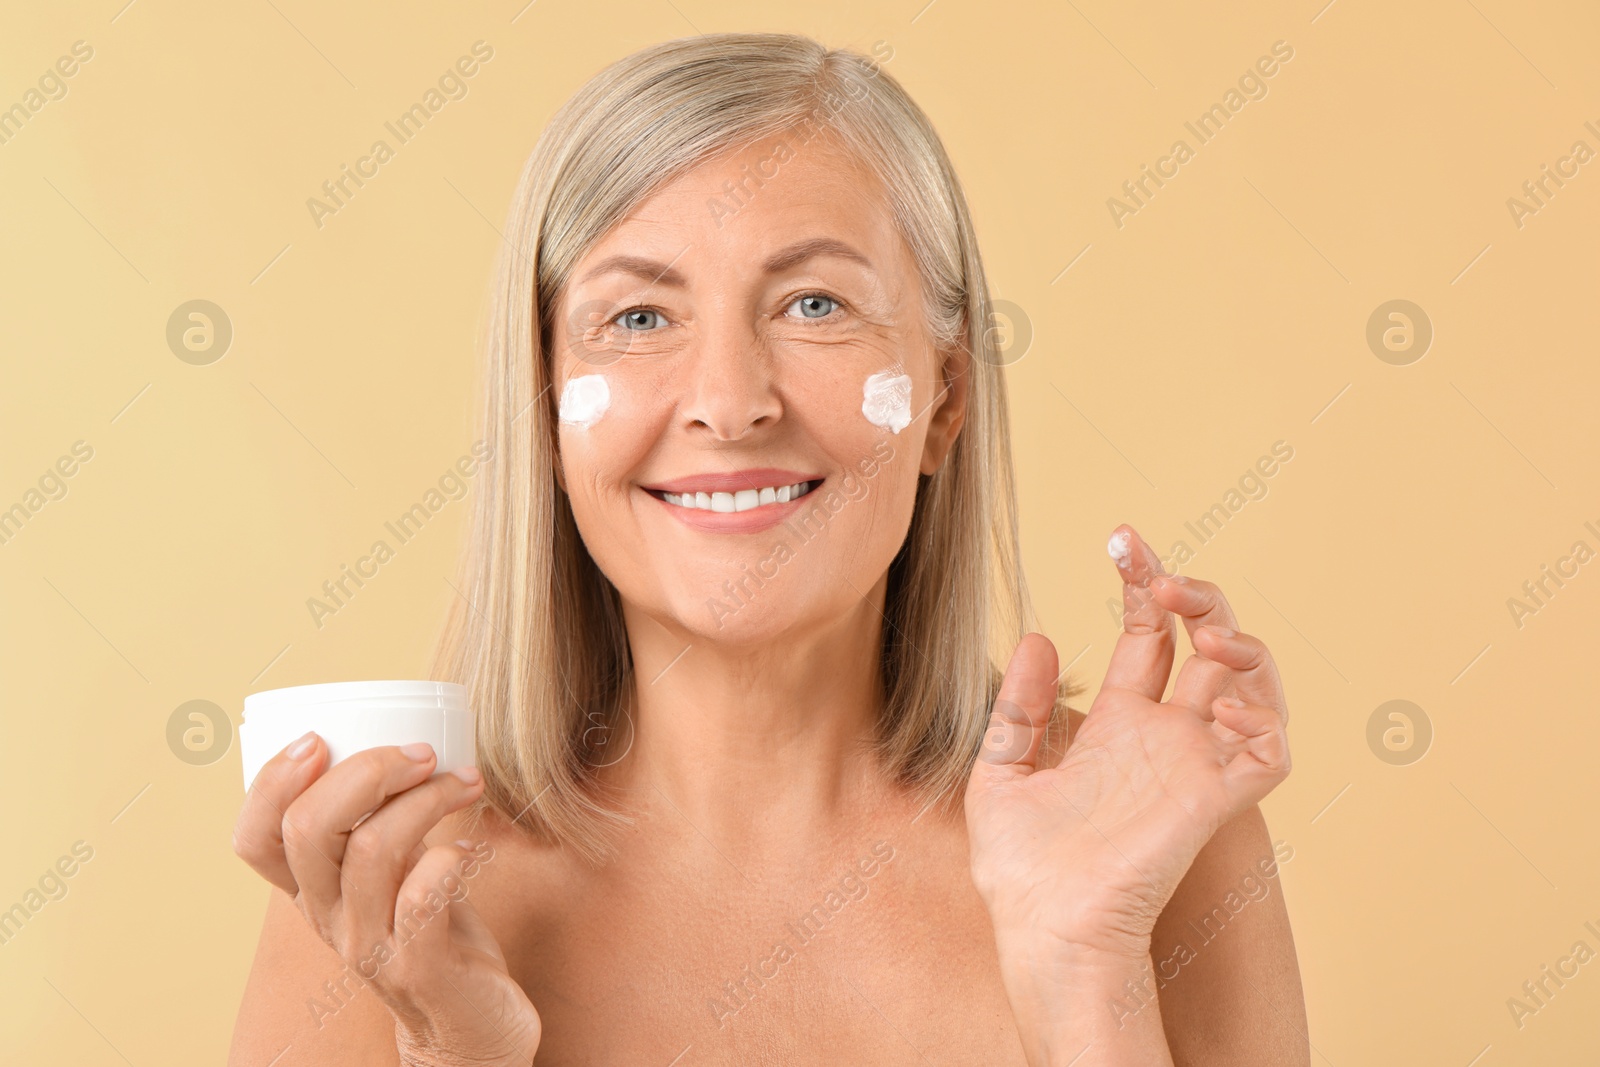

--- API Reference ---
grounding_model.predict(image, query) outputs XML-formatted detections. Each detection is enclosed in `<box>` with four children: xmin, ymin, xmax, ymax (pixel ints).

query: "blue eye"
<box><xmin>789</xmin><ymin>293</ymin><xmax>839</xmax><ymax>319</ymax></box>
<box><xmin>614</xmin><ymin>308</ymin><xmax>664</xmax><ymax>330</ymax></box>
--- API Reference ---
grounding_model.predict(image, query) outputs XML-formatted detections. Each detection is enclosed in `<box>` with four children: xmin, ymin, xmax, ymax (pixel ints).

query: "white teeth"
<box><xmin>659</xmin><ymin>481</ymin><xmax>814</xmax><ymax>512</ymax></box>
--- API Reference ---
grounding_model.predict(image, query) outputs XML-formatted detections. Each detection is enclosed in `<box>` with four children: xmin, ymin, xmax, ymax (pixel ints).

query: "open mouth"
<box><xmin>650</xmin><ymin>479</ymin><xmax>820</xmax><ymax>514</ymax></box>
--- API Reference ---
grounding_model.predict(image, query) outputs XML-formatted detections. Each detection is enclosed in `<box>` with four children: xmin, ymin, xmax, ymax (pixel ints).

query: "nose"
<box><xmin>675</xmin><ymin>317</ymin><xmax>782</xmax><ymax>441</ymax></box>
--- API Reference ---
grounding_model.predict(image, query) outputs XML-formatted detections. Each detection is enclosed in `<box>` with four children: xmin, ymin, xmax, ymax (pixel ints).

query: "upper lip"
<box><xmin>641</xmin><ymin>468</ymin><xmax>822</xmax><ymax>495</ymax></box>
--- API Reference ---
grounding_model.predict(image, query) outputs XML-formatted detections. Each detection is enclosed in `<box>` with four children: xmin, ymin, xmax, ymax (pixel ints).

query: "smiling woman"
<box><xmin>442</xmin><ymin>36</ymin><xmax>1023</xmax><ymax>863</ymax></box>
<box><xmin>230</xmin><ymin>31</ymin><xmax>1308</xmax><ymax>1067</ymax></box>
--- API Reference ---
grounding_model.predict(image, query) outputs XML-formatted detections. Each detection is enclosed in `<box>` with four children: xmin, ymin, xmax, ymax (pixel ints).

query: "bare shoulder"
<box><xmin>436</xmin><ymin>802</ymin><xmax>583</xmax><ymax>936</ymax></box>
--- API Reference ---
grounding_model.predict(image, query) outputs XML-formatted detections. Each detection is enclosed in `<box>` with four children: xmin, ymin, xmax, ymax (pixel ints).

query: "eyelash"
<box><xmin>611</xmin><ymin>290</ymin><xmax>849</xmax><ymax>330</ymax></box>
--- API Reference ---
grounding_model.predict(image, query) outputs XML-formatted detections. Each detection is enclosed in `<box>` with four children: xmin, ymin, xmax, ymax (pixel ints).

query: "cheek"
<box><xmin>791</xmin><ymin>378</ymin><xmax>923</xmax><ymax>543</ymax></box>
<box><xmin>861</xmin><ymin>370</ymin><xmax>913</xmax><ymax>433</ymax></box>
<box><xmin>555</xmin><ymin>374</ymin><xmax>615</xmax><ymax>506</ymax></box>
<box><xmin>558</xmin><ymin>373</ymin><xmax>611</xmax><ymax>428</ymax></box>
<box><xmin>555</xmin><ymin>375</ymin><xmax>652</xmax><ymax>512</ymax></box>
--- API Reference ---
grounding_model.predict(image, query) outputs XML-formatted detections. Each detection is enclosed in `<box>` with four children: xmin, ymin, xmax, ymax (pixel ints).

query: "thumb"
<box><xmin>970</xmin><ymin>632</ymin><xmax>1059</xmax><ymax>784</ymax></box>
<box><xmin>446</xmin><ymin>894</ymin><xmax>507</xmax><ymax>967</ymax></box>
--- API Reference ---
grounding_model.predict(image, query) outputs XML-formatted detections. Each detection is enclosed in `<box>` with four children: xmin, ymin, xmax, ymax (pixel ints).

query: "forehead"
<box><xmin>570</xmin><ymin>130</ymin><xmax>910</xmax><ymax>278</ymax></box>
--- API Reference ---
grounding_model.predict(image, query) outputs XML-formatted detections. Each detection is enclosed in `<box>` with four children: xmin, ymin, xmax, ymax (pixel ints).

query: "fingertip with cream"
<box><xmin>1107</xmin><ymin>529</ymin><xmax>1132</xmax><ymax>565</ymax></box>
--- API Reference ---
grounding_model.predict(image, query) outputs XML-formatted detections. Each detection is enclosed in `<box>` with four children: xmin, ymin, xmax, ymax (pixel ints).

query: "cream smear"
<box><xmin>559</xmin><ymin>374</ymin><xmax>610</xmax><ymax>428</ymax></box>
<box><xmin>862</xmin><ymin>371</ymin><xmax>912</xmax><ymax>433</ymax></box>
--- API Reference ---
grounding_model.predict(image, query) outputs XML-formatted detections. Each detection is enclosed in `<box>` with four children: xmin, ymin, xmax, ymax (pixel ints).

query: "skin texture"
<box><xmin>229</xmin><ymin>129</ymin><xmax>1309</xmax><ymax>1066</ymax></box>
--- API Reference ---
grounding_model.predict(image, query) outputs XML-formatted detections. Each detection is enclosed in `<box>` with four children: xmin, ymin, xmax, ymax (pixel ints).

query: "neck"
<box><xmin>604</xmin><ymin>578</ymin><xmax>891</xmax><ymax>850</ymax></box>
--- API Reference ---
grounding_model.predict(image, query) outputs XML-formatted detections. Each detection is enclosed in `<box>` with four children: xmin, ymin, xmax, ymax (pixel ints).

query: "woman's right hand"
<box><xmin>232</xmin><ymin>733</ymin><xmax>540</xmax><ymax>1067</ymax></box>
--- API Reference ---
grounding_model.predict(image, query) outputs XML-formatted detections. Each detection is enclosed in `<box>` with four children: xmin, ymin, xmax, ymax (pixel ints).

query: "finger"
<box><xmin>1170</xmin><ymin>626</ymin><xmax>1287</xmax><ymax>718</ymax></box>
<box><xmin>1099</xmin><ymin>524</ymin><xmax>1177</xmax><ymax>702</ymax></box>
<box><xmin>1147</xmin><ymin>573</ymin><xmax>1239</xmax><ymax>643</ymax></box>
<box><xmin>233</xmin><ymin>731</ymin><xmax>328</xmax><ymax>894</ymax></box>
<box><xmin>341</xmin><ymin>767</ymin><xmax>485</xmax><ymax>956</ymax></box>
<box><xmin>1213</xmin><ymin>696</ymin><xmax>1291</xmax><ymax>812</ymax></box>
<box><xmin>970</xmin><ymin>632</ymin><xmax>1059</xmax><ymax>782</ymax></box>
<box><xmin>387</xmin><ymin>843</ymin><xmax>480</xmax><ymax>982</ymax></box>
<box><xmin>1208</xmin><ymin>716</ymin><xmax>1252</xmax><ymax>758</ymax></box>
<box><xmin>442</xmin><ymin>871</ymin><xmax>507</xmax><ymax>965</ymax></box>
<box><xmin>1168</xmin><ymin>651</ymin><xmax>1232</xmax><ymax>719</ymax></box>
<box><xmin>280</xmin><ymin>743</ymin><xmax>440</xmax><ymax>927</ymax></box>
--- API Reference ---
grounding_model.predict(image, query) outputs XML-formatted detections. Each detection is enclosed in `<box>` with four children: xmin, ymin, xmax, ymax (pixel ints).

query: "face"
<box><xmin>549</xmin><ymin>130</ymin><xmax>967</xmax><ymax>646</ymax></box>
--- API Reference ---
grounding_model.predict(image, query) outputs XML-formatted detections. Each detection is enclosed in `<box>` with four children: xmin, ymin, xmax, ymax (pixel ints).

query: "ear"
<box><xmin>919</xmin><ymin>336</ymin><xmax>970</xmax><ymax>476</ymax></box>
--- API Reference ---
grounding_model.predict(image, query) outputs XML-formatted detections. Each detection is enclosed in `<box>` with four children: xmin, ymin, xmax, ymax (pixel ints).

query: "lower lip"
<box><xmin>647</xmin><ymin>486</ymin><xmax>820</xmax><ymax>534</ymax></box>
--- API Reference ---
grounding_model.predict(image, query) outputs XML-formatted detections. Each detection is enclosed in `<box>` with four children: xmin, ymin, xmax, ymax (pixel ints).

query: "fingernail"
<box><xmin>286</xmin><ymin>732</ymin><xmax>317</xmax><ymax>760</ymax></box>
<box><xmin>454</xmin><ymin>839</ymin><xmax>476</xmax><ymax>849</ymax></box>
<box><xmin>401</xmin><ymin>742</ymin><xmax>435</xmax><ymax>762</ymax></box>
<box><xmin>451</xmin><ymin>765</ymin><xmax>482</xmax><ymax>785</ymax></box>
<box><xmin>1206</xmin><ymin>625</ymin><xmax>1237</xmax><ymax>638</ymax></box>
<box><xmin>1216</xmin><ymin>696</ymin><xmax>1246</xmax><ymax>708</ymax></box>
<box><xmin>1107</xmin><ymin>530</ymin><xmax>1133</xmax><ymax>566</ymax></box>
<box><xmin>1151</xmin><ymin>574</ymin><xmax>1173</xmax><ymax>590</ymax></box>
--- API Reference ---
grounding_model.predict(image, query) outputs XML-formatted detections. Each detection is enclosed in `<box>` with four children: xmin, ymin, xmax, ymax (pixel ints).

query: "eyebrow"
<box><xmin>763</xmin><ymin>237</ymin><xmax>874</xmax><ymax>275</ymax></box>
<box><xmin>576</xmin><ymin>237</ymin><xmax>874</xmax><ymax>288</ymax></box>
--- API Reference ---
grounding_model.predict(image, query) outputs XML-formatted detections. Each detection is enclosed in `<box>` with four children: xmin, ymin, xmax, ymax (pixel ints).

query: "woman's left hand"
<box><xmin>964</xmin><ymin>523</ymin><xmax>1292</xmax><ymax>966</ymax></box>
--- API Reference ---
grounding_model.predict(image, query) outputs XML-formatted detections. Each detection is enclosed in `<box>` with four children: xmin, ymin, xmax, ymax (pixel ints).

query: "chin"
<box><xmin>647</xmin><ymin>568</ymin><xmax>844</xmax><ymax>647</ymax></box>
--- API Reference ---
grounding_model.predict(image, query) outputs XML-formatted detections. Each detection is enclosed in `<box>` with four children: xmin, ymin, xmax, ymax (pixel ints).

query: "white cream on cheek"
<box><xmin>862</xmin><ymin>370</ymin><xmax>913</xmax><ymax>433</ymax></box>
<box><xmin>559</xmin><ymin>374</ymin><xmax>610</xmax><ymax>429</ymax></box>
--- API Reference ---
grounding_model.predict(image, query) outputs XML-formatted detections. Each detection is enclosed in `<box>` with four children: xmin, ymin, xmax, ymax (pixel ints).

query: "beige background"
<box><xmin>3</xmin><ymin>0</ymin><xmax>1597</xmax><ymax>1063</ymax></box>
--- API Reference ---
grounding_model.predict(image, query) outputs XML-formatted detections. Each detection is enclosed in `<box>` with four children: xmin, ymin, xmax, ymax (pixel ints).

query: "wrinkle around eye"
<box><xmin>766</xmin><ymin>328</ymin><xmax>868</xmax><ymax>347</ymax></box>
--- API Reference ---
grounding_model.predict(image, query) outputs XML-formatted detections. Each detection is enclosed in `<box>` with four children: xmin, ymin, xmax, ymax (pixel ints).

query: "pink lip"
<box><xmin>642</xmin><ymin>471</ymin><xmax>824</xmax><ymax>535</ymax></box>
<box><xmin>651</xmin><ymin>489</ymin><xmax>819</xmax><ymax>534</ymax></box>
<box><xmin>641</xmin><ymin>468</ymin><xmax>820</xmax><ymax>495</ymax></box>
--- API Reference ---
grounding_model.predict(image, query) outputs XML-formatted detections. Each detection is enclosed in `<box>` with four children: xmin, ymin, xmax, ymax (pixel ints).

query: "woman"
<box><xmin>230</xmin><ymin>32</ymin><xmax>1307</xmax><ymax>1066</ymax></box>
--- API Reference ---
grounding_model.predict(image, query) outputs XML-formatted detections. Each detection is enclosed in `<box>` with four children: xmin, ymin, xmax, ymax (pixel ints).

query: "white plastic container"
<box><xmin>240</xmin><ymin>680</ymin><xmax>474</xmax><ymax>792</ymax></box>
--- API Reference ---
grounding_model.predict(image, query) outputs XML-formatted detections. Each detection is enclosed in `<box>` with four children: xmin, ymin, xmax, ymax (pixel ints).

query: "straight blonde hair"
<box><xmin>432</xmin><ymin>31</ymin><xmax>1082</xmax><ymax>861</ymax></box>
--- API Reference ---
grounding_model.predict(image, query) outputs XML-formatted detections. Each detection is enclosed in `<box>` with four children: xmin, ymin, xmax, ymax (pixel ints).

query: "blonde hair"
<box><xmin>432</xmin><ymin>31</ymin><xmax>1082</xmax><ymax>860</ymax></box>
